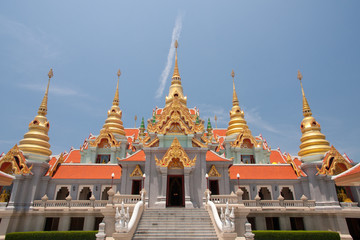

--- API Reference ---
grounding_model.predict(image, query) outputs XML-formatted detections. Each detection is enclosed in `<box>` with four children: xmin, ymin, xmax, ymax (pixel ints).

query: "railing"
<box><xmin>340</xmin><ymin>202</ymin><xmax>359</xmax><ymax>208</ymax></box>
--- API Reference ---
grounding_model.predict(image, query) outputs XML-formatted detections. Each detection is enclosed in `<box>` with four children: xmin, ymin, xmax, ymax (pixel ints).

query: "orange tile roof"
<box><xmin>64</xmin><ymin>149</ymin><xmax>81</xmax><ymax>163</ymax></box>
<box><xmin>125</xmin><ymin>128</ymin><xmax>139</xmax><ymax>139</ymax></box>
<box><xmin>213</xmin><ymin>129</ymin><xmax>227</xmax><ymax>138</ymax></box>
<box><xmin>269</xmin><ymin>150</ymin><xmax>287</xmax><ymax>164</ymax></box>
<box><xmin>206</xmin><ymin>151</ymin><xmax>231</xmax><ymax>162</ymax></box>
<box><xmin>52</xmin><ymin>164</ymin><xmax>121</xmax><ymax>179</ymax></box>
<box><xmin>120</xmin><ymin>150</ymin><xmax>146</xmax><ymax>162</ymax></box>
<box><xmin>229</xmin><ymin>165</ymin><xmax>299</xmax><ymax>180</ymax></box>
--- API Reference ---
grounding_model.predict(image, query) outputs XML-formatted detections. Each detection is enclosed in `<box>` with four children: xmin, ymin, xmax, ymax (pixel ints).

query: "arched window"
<box><xmin>56</xmin><ymin>187</ymin><xmax>69</xmax><ymax>200</ymax></box>
<box><xmin>240</xmin><ymin>187</ymin><xmax>250</xmax><ymax>200</ymax></box>
<box><xmin>101</xmin><ymin>187</ymin><xmax>112</xmax><ymax>200</ymax></box>
<box><xmin>280</xmin><ymin>187</ymin><xmax>294</xmax><ymax>200</ymax></box>
<box><xmin>259</xmin><ymin>187</ymin><xmax>271</xmax><ymax>200</ymax></box>
<box><xmin>79</xmin><ymin>187</ymin><xmax>92</xmax><ymax>200</ymax></box>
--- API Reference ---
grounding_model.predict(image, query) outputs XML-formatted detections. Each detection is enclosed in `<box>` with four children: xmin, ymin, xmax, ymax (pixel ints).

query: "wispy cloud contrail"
<box><xmin>155</xmin><ymin>14</ymin><xmax>183</xmax><ymax>99</ymax></box>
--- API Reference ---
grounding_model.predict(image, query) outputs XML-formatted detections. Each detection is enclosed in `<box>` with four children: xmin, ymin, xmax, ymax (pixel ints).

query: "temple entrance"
<box><xmin>166</xmin><ymin>175</ymin><xmax>184</xmax><ymax>207</ymax></box>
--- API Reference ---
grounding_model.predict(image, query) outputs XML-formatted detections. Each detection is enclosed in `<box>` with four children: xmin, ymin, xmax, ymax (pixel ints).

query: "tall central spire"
<box><xmin>226</xmin><ymin>70</ymin><xmax>250</xmax><ymax>136</ymax></box>
<box><xmin>101</xmin><ymin>69</ymin><xmax>125</xmax><ymax>136</ymax></box>
<box><xmin>19</xmin><ymin>68</ymin><xmax>53</xmax><ymax>158</ymax></box>
<box><xmin>297</xmin><ymin>70</ymin><xmax>330</xmax><ymax>159</ymax></box>
<box><xmin>165</xmin><ymin>40</ymin><xmax>187</xmax><ymax>107</ymax></box>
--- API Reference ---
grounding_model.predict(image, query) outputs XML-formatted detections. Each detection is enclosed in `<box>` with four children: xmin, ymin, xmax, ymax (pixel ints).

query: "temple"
<box><xmin>0</xmin><ymin>42</ymin><xmax>359</xmax><ymax>240</ymax></box>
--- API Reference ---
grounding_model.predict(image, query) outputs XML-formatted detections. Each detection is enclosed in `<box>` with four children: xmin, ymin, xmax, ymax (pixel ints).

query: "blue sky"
<box><xmin>0</xmin><ymin>1</ymin><xmax>359</xmax><ymax>162</ymax></box>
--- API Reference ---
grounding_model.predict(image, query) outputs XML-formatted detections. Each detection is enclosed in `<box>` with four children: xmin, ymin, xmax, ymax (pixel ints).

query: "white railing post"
<box><xmin>66</xmin><ymin>195</ymin><xmax>72</xmax><ymax>208</ymax></box>
<box><xmin>90</xmin><ymin>194</ymin><xmax>96</xmax><ymax>208</ymax></box>
<box><xmin>41</xmin><ymin>194</ymin><xmax>48</xmax><ymax>208</ymax></box>
<box><xmin>244</xmin><ymin>222</ymin><xmax>255</xmax><ymax>240</ymax></box>
<box><xmin>301</xmin><ymin>194</ymin><xmax>308</xmax><ymax>207</ymax></box>
<box><xmin>278</xmin><ymin>195</ymin><xmax>284</xmax><ymax>207</ymax></box>
<box><xmin>96</xmin><ymin>222</ymin><xmax>106</xmax><ymax>240</ymax></box>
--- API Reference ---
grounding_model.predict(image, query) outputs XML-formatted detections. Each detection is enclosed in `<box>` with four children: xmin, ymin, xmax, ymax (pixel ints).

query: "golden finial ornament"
<box><xmin>165</xmin><ymin>40</ymin><xmax>187</xmax><ymax>107</ymax></box>
<box><xmin>18</xmin><ymin>68</ymin><xmax>53</xmax><ymax>158</ymax></box>
<box><xmin>226</xmin><ymin>70</ymin><xmax>252</xmax><ymax>136</ymax></box>
<box><xmin>101</xmin><ymin>69</ymin><xmax>126</xmax><ymax>136</ymax></box>
<box><xmin>297</xmin><ymin>70</ymin><xmax>330</xmax><ymax>159</ymax></box>
<box><xmin>214</xmin><ymin>115</ymin><xmax>218</xmax><ymax>129</ymax></box>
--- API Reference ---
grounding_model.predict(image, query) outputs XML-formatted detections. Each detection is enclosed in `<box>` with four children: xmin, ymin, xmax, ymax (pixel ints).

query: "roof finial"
<box><xmin>113</xmin><ymin>69</ymin><xmax>120</xmax><ymax>106</ymax></box>
<box><xmin>232</xmin><ymin>70</ymin><xmax>239</xmax><ymax>106</ymax></box>
<box><xmin>38</xmin><ymin>68</ymin><xmax>53</xmax><ymax>116</ymax></box>
<box><xmin>172</xmin><ymin>40</ymin><xmax>180</xmax><ymax>79</ymax></box>
<box><xmin>298</xmin><ymin>70</ymin><xmax>312</xmax><ymax>117</ymax></box>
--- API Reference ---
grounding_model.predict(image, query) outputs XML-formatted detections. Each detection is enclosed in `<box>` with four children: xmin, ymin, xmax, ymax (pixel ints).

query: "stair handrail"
<box><xmin>207</xmin><ymin>194</ymin><xmax>235</xmax><ymax>233</ymax></box>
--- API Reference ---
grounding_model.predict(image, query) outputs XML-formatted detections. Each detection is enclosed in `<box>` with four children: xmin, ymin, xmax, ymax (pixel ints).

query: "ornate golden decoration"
<box><xmin>208</xmin><ymin>165</ymin><xmax>221</xmax><ymax>177</ymax></box>
<box><xmin>48</xmin><ymin>153</ymin><xmax>64</xmax><ymax>177</ymax></box>
<box><xmin>90</xmin><ymin>128</ymin><xmax>121</xmax><ymax>148</ymax></box>
<box><xmin>147</xmin><ymin>97</ymin><xmax>204</xmax><ymax>135</ymax></box>
<box><xmin>0</xmin><ymin>145</ymin><xmax>32</xmax><ymax>175</ymax></box>
<box><xmin>19</xmin><ymin>69</ymin><xmax>53</xmax><ymax>157</ymax></box>
<box><xmin>230</xmin><ymin>128</ymin><xmax>259</xmax><ymax>148</ymax></box>
<box><xmin>165</xmin><ymin>40</ymin><xmax>187</xmax><ymax>107</ymax></box>
<box><xmin>130</xmin><ymin>165</ymin><xmax>143</xmax><ymax>177</ymax></box>
<box><xmin>155</xmin><ymin>137</ymin><xmax>196</xmax><ymax>167</ymax></box>
<box><xmin>226</xmin><ymin>70</ymin><xmax>251</xmax><ymax>136</ymax></box>
<box><xmin>143</xmin><ymin>137</ymin><xmax>159</xmax><ymax>148</ymax></box>
<box><xmin>297</xmin><ymin>71</ymin><xmax>330</xmax><ymax>158</ymax></box>
<box><xmin>317</xmin><ymin>146</ymin><xmax>352</xmax><ymax>175</ymax></box>
<box><xmin>168</xmin><ymin>158</ymin><xmax>184</xmax><ymax>169</ymax></box>
<box><xmin>101</xmin><ymin>70</ymin><xmax>126</xmax><ymax>136</ymax></box>
<box><xmin>192</xmin><ymin>137</ymin><xmax>207</xmax><ymax>148</ymax></box>
<box><xmin>286</xmin><ymin>154</ymin><xmax>302</xmax><ymax>177</ymax></box>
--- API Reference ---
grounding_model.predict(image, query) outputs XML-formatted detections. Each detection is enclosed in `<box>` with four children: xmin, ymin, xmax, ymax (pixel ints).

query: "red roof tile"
<box><xmin>52</xmin><ymin>164</ymin><xmax>121</xmax><ymax>179</ymax></box>
<box><xmin>125</xmin><ymin>128</ymin><xmax>139</xmax><ymax>139</ymax></box>
<box><xmin>64</xmin><ymin>149</ymin><xmax>81</xmax><ymax>163</ymax></box>
<box><xmin>120</xmin><ymin>150</ymin><xmax>146</xmax><ymax>162</ymax></box>
<box><xmin>213</xmin><ymin>129</ymin><xmax>227</xmax><ymax>138</ymax></box>
<box><xmin>229</xmin><ymin>165</ymin><xmax>299</xmax><ymax>180</ymax></box>
<box><xmin>269</xmin><ymin>150</ymin><xmax>287</xmax><ymax>164</ymax></box>
<box><xmin>206</xmin><ymin>151</ymin><xmax>231</xmax><ymax>162</ymax></box>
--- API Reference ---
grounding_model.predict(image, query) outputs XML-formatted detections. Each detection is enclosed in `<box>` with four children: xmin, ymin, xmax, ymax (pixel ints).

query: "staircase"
<box><xmin>132</xmin><ymin>208</ymin><xmax>218</xmax><ymax>239</ymax></box>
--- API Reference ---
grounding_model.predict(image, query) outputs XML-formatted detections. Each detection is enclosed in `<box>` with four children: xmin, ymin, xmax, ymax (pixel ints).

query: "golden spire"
<box><xmin>232</xmin><ymin>70</ymin><xmax>239</xmax><ymax>106</ymax></box>
<box><xmin>165</xmin><ymin>40</ymin><xmax>187</xmax><ymax>107</ymax></box>
<box><xmin>297</xmin><ymin>70</ymin><xmax>330</xmax><ymax>158</ymax></box>
<box><xmin>226</xmin><ymin>70</ymin><xmax>251</xmax><ymax>136</ymax></box>
<box><xmin>18</xmin><ymin>68</ymin><xmax>53</xmax><ymax>157</ymax></box>
<box><xmin>101</xmin><ymin>69</ymin><xmax>126</xmax><ymax>136</ymax></box>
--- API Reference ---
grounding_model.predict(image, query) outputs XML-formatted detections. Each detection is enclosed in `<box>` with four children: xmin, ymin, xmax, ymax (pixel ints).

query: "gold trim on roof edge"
<box><xmin>317</xmin><ymin>146</ymin><xmax>353</xmax><ymax>176</ymax></box>
<box><xmin>155</xmin><ymin>137</ymin><xmax>196</xmax><ymax>167</ymax></box>
<box><xmin>130</xmin><ymin>164</ymin><xmax>143</xmax><ymax>177</ymax></box>
<box><xmin>230</xmin><ymin>128</ymin><xmax>259</xmax><ymax>148</ymax></box>
<box><xmin>90</xmin><ymin>128</ymin><xmax>121</xmax><ymax>148</ymax></box>
<box><xmin>0</xmin><ymin>145</ymin><xmax>32</xmax><ymax>175</ymax></box>
<box><xmin>208</xmin><ymin>165</ymin><xmax>221</xmax><ymax>177</ymax></box>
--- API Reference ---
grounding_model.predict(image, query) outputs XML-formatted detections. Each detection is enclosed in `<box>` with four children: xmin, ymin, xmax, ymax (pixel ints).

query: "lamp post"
<box><xmin>205</xmin><ymin>173</ymin><xmax>209</xmax><ymax>189</ymax></box>
<box><xmin>142</xmin><ymin>173</ymin><xmax>146</xmax><ymax>190</ymax></box>
<box><xmin>111</xmin><ymin>173</ymin><xmax>115</xmax><ymax>188</ymax></box>
<box><xmin>237</xmin><ymin>173</ymin><xmax>240</xmax><ymax>189</ymax></box>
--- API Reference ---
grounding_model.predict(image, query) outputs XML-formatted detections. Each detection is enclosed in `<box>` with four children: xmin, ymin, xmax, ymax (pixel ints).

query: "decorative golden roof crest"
<box><xmin>208</xmin><ymin>165</ymin><xmax>221</xmax><ymax>177</ymax></box>
<box><xmin>19</xmin><ymin>69</ymin><xmax>53</xmax><ymax>157</ymax></box>
<box><xmin>101</xmin><ymin>70</ymin><xmax>126</xmax><ymax>136</ymax></box>
<box><xmin>0</xmin><ymin>145</ymin><xmax>32</xmax><ymax>175</ymax></box>
<box><xmin>130</xmin><ymin>165</ymin><xmax>143</xmax><ymax>177</ymax></box>
<box><xmin>230</xmin><ymin>128</ymin><xmax>259</xmax><ymax>148</ymax></box>
<box><xmin>165</xmin><ymin>40</ymin><xmax>187</xmax><ymax>107</ymax></box>
<box><xmin>48</xmin><ymin>153</ymin><xmax>64</xmax><ymax>177</ymax></box>
<box><xmin>226</xmin><ymin>70</ymin><xmax>251</xmax><ymax>136</ymax></box>
<box><xmin>155</xmin><ymin>137</ymin><xmax>196</xmax><ymax>167</ymax></box>
<box><xmin>316</xmin><ymin>146</ymin><xmax>353</xmax><ymax>175</ymax></box>
<box><xmin>297</xmin><ymin>71</ymin><xmax>330</xmax><ymax>158</ymax></box>
<box><xmin>90</xmin><ymin>128</ymin><xmax>121</xmax><ymax>148</ymax></box>
<box><xmin>285</xmin><ymin>154</ymin><xmax>302</xmax><ymax>177</ymax></box>
<box><xmin>147</xmin><ymin>97</ymin><xmax>204</xmax><ymax>135</ymax></box>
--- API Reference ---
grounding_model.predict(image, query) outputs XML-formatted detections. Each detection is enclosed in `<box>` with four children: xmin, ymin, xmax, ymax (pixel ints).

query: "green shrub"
<box><xmin>5</xmin><ymin>231</ymin><xmax>97</xmax><ymax>240</ymax></box>
<box><xmin>253</xmin><ymin>230</ymin><xmax>340</xmax><ymax>240</ymax></box>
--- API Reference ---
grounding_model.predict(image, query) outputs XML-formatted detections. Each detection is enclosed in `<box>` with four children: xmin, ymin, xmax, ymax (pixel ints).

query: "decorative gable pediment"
<box><xmin>90</xmin><ymin>128</ymin><xmax>120</xmax><ymax>148</ymax></box>
<box><xmin>208</xmin><ymin>165</ymin><xmax>221</xmax><ymax>177</ymax></box>
<box><xmin>230</xmin><ymin>128</ymin><xmax>259</xmax><ymax>148</ymax></box>
<box><xmin>130</xmin><ymin>165</ymin><xmax>143</xmax><ymax>177</ymax></box>
<box><xmin>317</xmin><ymin>146</ymin><xmax>353</xmax><ymax>175</ymax></box>
<box><xmin>0</xmin><ymin>145</ymin><xmax>32</xmax><ymax>175</ymax></box>
<box><xmin>155</xmin><ymin>137</ymin><xmax>196</xmax><ymax>168</ymax></box>
<box><xmin>286</xmin><ymin>154</ymin><xmax>303</xmax><ymax>177</ymax></box>
<box><xmin>147</xmin><ymin>98</ymin><xmax>204</xmax><ymax>135</ymax></box>
<box><xmin>48</xmin><ymin>153</ymin><xmax>64</xmax><ymax>177</ymax></box>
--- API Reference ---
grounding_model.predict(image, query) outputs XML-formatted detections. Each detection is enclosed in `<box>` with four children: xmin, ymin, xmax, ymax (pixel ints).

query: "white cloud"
<box><xmin>245</xmin><ymin>107</ymin><xmax>280</xmax><ymax>134</ymax></box>
<box><xmin>155</xmin><ymin>13</ymin><xmax>183</xmax><ymax>99</ymax></box>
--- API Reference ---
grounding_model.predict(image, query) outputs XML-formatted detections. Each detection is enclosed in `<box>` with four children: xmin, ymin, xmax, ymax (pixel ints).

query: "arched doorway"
<box><xmin>56</xmin><ymin>187</ymin><xmax>69</xmax><ymax>200</ymax></box>
<box><xmin>259</xmin><ymin>187</ymin><xmax>271</xmax><ymax>200</ymax></box>
<box><xmin>281</xmin><ymin>187</ymin><xmax>294</xmax><ymax>200</ymax></box>
<box><xmin>79</xmin><ymin>187</ymin><xmax>92</xmax><ymax>200</ymax></box>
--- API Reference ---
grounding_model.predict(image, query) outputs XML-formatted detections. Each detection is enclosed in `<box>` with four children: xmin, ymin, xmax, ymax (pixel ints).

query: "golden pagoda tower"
<box><xmin>18</xmin><ymin>69</ymin><xmax>53</xmax><ymax>158</ymax></box>
<box><xmin>297</xmin><ymin>70</ymin><xmax>330</xmax><ymax>159</ymax></box>
<box><xmin>226</xmin><ymin>70</ymin><xmax>251</xmax><ymax>136</ymax></box>
<box><xmin>101</xmin><ymin>69</ymin><xmax>126</xmax><ymax>136</ymax></box>
<box><xmin>165</xmin><ymin>40</ymin><xmax>187</xmax><ymax>107</ymax></box>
